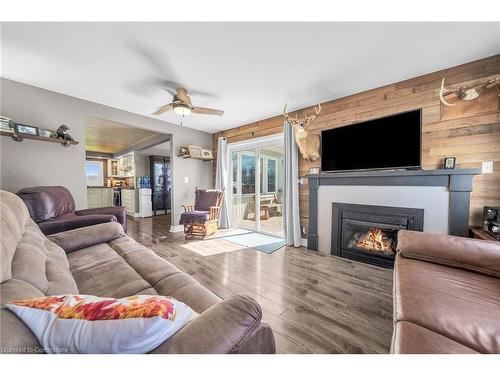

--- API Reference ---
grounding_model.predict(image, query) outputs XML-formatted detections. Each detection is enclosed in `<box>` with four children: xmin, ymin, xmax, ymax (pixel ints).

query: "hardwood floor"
<box><xmin>127</xmin><ymin>214</ymin><xmax>394</xmax><ymax>354</ymax></box>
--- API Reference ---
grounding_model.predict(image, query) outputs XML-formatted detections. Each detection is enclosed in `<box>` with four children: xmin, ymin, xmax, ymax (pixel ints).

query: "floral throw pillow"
<box><xmin>6</xmin><ymin>294</ymin><xmax>197</xmax><ymax>354</ymax></box>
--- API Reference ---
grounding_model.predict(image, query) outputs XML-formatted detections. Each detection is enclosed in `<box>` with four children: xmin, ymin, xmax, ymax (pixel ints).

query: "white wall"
<box><xmin>317</xmin><ymin>185</ymin><xmax>450</xmax><ymax>254</ymax></box>
<box><xmin>0</xmin><ymin>78</ymin><xmax>213</xmax><ymax>225</ymax></box>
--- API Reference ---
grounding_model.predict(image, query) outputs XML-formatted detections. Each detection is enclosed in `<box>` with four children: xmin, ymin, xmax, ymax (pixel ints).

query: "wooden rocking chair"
<box><xmin>180</xmin><ymin>188</ymin><xmax>224</xmax><ymax>239</ymax></box>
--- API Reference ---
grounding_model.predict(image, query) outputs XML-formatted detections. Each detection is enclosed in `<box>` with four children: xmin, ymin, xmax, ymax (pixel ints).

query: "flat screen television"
<box><xmin>321</xmin><ymin>109</ymin><xmax>421</xmax><ymax>172</ymax></box>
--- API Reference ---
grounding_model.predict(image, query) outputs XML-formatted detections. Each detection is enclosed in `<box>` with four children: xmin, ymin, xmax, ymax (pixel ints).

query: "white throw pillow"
<box><xmin>6</xmin><ymin>294</ymin><xmax>197</xmax><ymax>354</ymax></box>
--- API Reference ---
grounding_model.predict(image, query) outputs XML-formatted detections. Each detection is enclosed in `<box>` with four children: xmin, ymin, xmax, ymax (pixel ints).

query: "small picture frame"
<box><xmin>188</xmin><ymin>145</ymin><xmax>203</xmax><ymax>159</ymax></box>
<box><xmin>309</xmin><ymin>167</ymin><xmax>320</xmax><ymax>174</ymax></box>
<box><xmin>201</xmin><ymin>148</ymin><xmax>213</xmax><ymax>160</ymax></box>
<box><xmin>444</xmin><ymin>156</ymin><xmax>456</xmax><ymax>169</ymax></box>
<box><xmin>0</xmin><ymin>116</ymin><xmax>15</xmax><ymax>132</ymax></box>
<box><xmin>179</xmin><ymin>146</ymin><xmax>190</xmax><ymax>157</ymax></box>
<box><xmin>15</xmin><ymin>123</ymin><xmax>39</xmax><ymax>136</ymax></box>
<box><xmin>38</xmin><ymin>129</ymin><xmax>55</xmax><ymax>138</ymax></box>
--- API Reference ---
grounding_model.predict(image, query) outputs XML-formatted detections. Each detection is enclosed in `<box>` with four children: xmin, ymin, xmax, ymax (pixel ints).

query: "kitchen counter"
<box><xmin>87</xmin><ymin>186</ymin><xmax>135</xmax><ymax>189</ymax></box>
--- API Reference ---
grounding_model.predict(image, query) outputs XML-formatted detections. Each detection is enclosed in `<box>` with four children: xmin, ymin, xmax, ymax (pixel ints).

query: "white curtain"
<box><xmin>283</xmin><ymin>122</ymin><xmax>302</xmax><ymax>247</ymax></box>
<box><xmin>215</xmin><ymin>137</ymin><xmax>231</xmax><ymax>228</ymax></box>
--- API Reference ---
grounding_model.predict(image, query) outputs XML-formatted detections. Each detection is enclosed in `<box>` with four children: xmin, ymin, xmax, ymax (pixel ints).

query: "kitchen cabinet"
<box><xmin>121</xmin><ymin>189</ymin><xmax>136</xmax><ymax>216</ymax></box>
<box><xmin>87</xmin><ymin>188</ymin><xmax>113</xmax><ymax>209</ymax></box>
<box><xmin>119</xmin><ymin>154</ymin><xmax>135</xmax><ymax>178</ymax></box>
<box><xmin>107</xmin><ymin>159</ymin><xmax>120</xmax><ymax>177</ymax></box>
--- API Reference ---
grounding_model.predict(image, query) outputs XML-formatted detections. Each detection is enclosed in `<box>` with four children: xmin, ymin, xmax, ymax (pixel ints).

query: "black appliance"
<box><xmin>149</xmin><ymin>155</ymin><xmax>171</xmax><ymax>214</ymax></box>
<box><xmin>321</xmin><ymin>109</ymin><xmax>422</xmax><ymax>172</ymax></box>
<box><xmin>482</xmin><ymin>206</ymin><xmax>500</xmax><ymax>240</ymax></box>
<box><xmin>113</xmin><ymin>187</ymin><xmax>122</xmax><ymax>206</ymax></box>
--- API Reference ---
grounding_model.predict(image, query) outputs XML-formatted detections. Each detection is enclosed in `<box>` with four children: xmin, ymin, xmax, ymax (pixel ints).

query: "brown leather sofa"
<box><xmin>0</xmin><ymin>190</ymin><xmax>275</xmax><ymax>354</ymax></box>
<box><xmin>17</xmin><ymin>186</ymin><xmax>127</xmax><ymax>235</ymax></box>
<box><xmin>392</xmin><ymin>230</ymin><xmax>500</xmax><ymax>354</ymax></box>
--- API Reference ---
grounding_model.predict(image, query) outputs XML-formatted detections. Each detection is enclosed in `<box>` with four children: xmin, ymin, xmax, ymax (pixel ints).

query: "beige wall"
<box><xmin>0</xmin><ymin>78</ymin><xmax>213</xmax><ymax>225</ymax></box>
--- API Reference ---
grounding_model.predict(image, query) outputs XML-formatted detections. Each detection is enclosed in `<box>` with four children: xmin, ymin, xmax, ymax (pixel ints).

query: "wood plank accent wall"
<box><xmin>213</xmin><ymin>54</ymin><xmax>500</xmax><ymax>237</ymax></box>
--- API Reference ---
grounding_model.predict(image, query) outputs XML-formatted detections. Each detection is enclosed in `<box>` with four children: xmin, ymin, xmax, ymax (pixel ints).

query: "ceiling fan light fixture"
<box><xmin>173</xmin><ymin>103</ymin><xmax>192</xmax><ymax>116</ymax></box>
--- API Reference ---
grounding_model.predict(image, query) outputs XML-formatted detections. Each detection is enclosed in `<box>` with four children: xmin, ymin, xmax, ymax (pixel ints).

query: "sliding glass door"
<box><xmin>229</xmin><ymin>135</ymin><xmax>284</xmax><ymax>237</ymax></box>
<box><xmin>259</xmin><ymin>145</ymin><xmax>284</xmax><ymax>237</ymax></box>
<box><xmin>231</xmin><ymin>148</ymin><xmax>257</xmax><ymax>230</ymax></box>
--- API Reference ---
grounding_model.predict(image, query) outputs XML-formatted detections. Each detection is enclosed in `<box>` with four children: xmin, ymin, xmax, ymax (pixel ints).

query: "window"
<box><xmin>86</xmin><ymin>161</ymin><xmax>104</xmax><ymax>186</ymax></box>
<box><xmin>241</xmin><ymin>154</ymin><xmax>256</xmax><ymax>194</ymax></box>
<box><xmin>267</xmin><ymin>159</ymin><xmax>276</xmax><ymax>193</ymax></box>
<box><xmin>232</xmin><ymin>152</ymin><xmax>238</xmax><ymax>194</ymax></box>
<box><xmin>232</xmin><ymin>152</ymin><xmax>280</xmax><ymax>195</ymax></box>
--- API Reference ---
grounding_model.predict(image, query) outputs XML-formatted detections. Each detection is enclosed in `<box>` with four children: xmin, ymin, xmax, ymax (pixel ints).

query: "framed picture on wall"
<box><xmin>444</xmin><ymin>156</ymin><xmax>456</xmax><ymax>169</ymax></box>
<box><xmin>15</xmin><ymin>123</ymin><xmax>39</xmax><ymax>136</ymax></box>
<box><xmin>38</xmin><ymin>129</ymin><xmax>55</xmax><ymax>138</ymax></box>
<box><xmin>201</xmin><ymin>148</ymin><xmax>213</xmax><ymax>160</ymax></box>
<box><xmin>188</xmin><ymin>145</ymin><xmax>203</xmax><ymax>159</ymax></box>
<box><xmin>179</xmin><ymin>146</ymin><xmax>190</xmax><ymax>158</ymax></box>
<box><xmin>309</xmin><ymin>167</ymin><xmax>320</xmax><ymax>174</ymax></box>
<box><xmin>0</xmin><ymin>116</ymin><xmax>15</xmax><ymax>133</ymax></box>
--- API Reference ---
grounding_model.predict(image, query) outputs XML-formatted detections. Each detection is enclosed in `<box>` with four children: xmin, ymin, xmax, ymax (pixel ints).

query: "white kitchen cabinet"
<box><xmin>102</xmin><ymin>188</ymin><xmax>113</xmax><ymax>207</ymax></box>
<box><xmin>119</xmin><ymin>154</ymin><xmax>135</xmax><ymax>178</ymax></box>
<box><xmin>121</xmin><ymin>189</ymin><xmax>136</xmax><ymax>216</ymax></box>
<box><xmin>87</xmin><ymin>188</ymin><xmax>113</xmax><ymax>208</ymax></box>
<box><xmin>108</xmin><ymin>159</ymin><xmax>120</xmax><ymax>178</ymax></box>
<box><xmin>87</xmin><ymin>188</ymin><xmax>102</xmax><ymax>209</ymax></box>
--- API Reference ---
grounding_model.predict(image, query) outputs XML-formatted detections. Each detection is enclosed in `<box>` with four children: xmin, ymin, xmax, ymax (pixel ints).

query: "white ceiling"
<box><xmin>85</xmin><ymin>117</ymin><xmax>162</xmax><ymax>153</ymax></box>
<box><xmin>2</xmin><ymin>22</ymin><xmax>499</xmax><ymax>134</ymax></box>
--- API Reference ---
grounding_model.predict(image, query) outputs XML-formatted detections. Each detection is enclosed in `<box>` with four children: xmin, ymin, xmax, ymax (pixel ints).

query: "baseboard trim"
<box><xmin>170</xmin><ymin>224</ymin><xmax>184</xmax><ymax>233</ymax></box>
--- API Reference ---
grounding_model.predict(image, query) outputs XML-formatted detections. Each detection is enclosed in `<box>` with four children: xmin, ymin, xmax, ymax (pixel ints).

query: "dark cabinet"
<box><xmin>149</xmin><ymin>155</ymin><xmax>171</xmax><ymax>214</ymax></box>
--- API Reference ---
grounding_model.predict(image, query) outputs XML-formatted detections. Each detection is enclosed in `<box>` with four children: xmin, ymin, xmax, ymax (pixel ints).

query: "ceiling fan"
<box><xmin>152</xmin><ymin>87</ymin><xmax>224</xmax><ymax>117</ymax></box>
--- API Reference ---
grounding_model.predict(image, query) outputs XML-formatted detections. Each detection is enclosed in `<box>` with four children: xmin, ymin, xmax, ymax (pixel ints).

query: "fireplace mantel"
<box><xmin>306</xmin><ymin>168</ymin><xmax>481</xmax><ymax>251</ymax></box>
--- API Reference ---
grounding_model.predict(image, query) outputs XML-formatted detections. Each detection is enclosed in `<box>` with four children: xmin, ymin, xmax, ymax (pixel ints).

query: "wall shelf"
<box><xmin>177</xmin><ymin>144</ymin><xmax>213</xmax><ymax>161</ymax></box>
<box><xmin>176</xmin><ymin>154</ymin><xmax>213</xmax><ymax>161</ymax></box>
<box><xmin>0</xmin><ymin>130</ymin><xmax>79</xmax><ymax>146</ymax></box>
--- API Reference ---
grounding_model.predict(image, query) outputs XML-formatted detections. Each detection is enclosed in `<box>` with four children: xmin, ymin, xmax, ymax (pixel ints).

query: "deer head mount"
<box><xmin>439</xmin><ymin>77</ymin><xmax>499</xmax><ymax>107</ymax></box>
<box><xmin>283</xmin><ymin>103</ymin><xmax>322</xmax><ymax>161</ymax></box>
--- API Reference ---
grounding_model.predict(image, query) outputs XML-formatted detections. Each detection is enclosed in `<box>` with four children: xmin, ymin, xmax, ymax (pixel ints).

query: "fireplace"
<box><xmin>331</xmin><ymin>203</ymin><xmax>424</xmax><ymax>268</ymax></box>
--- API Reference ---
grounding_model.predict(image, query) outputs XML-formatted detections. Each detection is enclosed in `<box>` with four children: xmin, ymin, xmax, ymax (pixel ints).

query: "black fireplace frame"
<box><xmin>331</xmin><ymin>203</ymin><xmax>424</xmax><ymax>268</ymax></box>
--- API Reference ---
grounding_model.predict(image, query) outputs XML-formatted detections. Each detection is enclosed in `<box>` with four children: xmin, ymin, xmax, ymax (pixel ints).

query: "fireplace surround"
<box><xmin>306</xmin><ymin>168</ymin><xmax>481</xmax><ymax>255</ymax></box>
<box><xmin>331</xmin><ymin>203</ymin><xmax>424</xmax><ymax>268</ymax></box>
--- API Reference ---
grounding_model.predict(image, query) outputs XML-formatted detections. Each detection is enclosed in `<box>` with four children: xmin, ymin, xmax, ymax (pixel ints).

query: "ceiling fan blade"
<box><xmin>192</xmin><ymin>106</ymin><xmax>224</xmax><ymax>116</ymax></box>
<box><xmin>152</xmin><ymin>103</ymin><xmax>173</xmax><ymax>115</ymax></box>
<box><xmin>175</xmin><ymin>87</ymin><xmax>192</xmax><ymax>105</ymax></box>
<box><xmin>164</xmin><ymin>81</ymin><xmax>183</xmax><ymax>95</ymax></box>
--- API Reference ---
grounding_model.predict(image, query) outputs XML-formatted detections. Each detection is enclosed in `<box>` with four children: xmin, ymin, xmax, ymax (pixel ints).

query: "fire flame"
<box><xmin>355</xmin><ymin>228</ymin><xmax>393</xmax><ymax>253</ymax></box>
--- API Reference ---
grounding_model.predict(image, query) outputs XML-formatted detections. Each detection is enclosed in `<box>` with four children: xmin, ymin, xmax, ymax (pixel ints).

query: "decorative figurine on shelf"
<box><xmin>56</xmin><ymin>124</ymin><xmax>75</xmax><ymax>147</ymax></box>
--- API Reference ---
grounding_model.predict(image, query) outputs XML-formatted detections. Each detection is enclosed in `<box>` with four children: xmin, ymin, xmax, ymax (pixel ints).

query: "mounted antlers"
<box><xmin>283</xmin><ymin>103</ymin><xmax>322</xmax><ymax>161</ymax></box>
<box><xmin>283</xmin><ymin>103</ymin><xmax>322</xmax><ymax>128</ymax></box>
<box><xmin>439</xmin><ymin>77</ymin><xmax>499</xmax><ymax>107</ymax></box>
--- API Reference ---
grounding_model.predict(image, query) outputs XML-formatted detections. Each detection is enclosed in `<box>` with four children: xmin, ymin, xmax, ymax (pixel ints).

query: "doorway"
<box><xmin>228</xmin><ymin>134</ymin><xmax>284</xmax><ymax>238</ymax></box>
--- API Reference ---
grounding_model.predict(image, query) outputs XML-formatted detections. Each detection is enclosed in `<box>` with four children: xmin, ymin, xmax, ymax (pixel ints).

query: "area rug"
<box><xmin>213</xmin><ymin>229</ymin><xmax>285</xmax><ymax>254</ymax></box>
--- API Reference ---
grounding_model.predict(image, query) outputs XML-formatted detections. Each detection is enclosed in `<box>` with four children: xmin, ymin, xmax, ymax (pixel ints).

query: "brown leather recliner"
<box><xmin>17</xmin><ymin>186</ymin><xmax>127</xmax><ymax>235</ymax></box>
<box><xmin>392</xmin><ymin>230</ymin><xmax>500</xmax><ymax>354</ymax></box>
